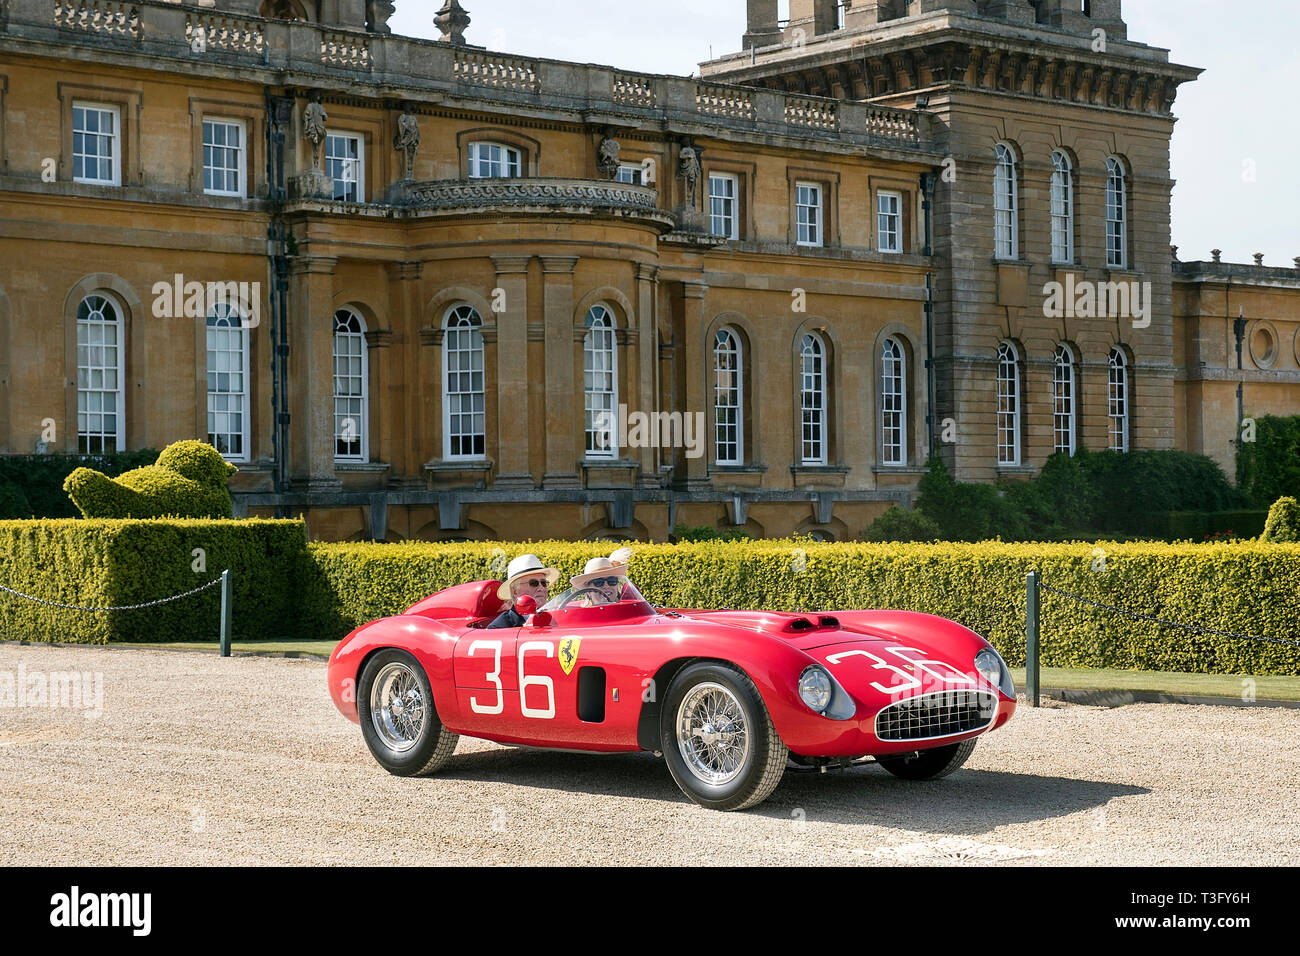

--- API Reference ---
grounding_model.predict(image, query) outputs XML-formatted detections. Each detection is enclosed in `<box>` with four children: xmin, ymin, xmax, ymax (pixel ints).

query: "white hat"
<box><xmin>570</xmin><ymin>547</ymin><xmax>633</xmax><ymax>589</ymax></box>
<box><xmin>497</xmin><ymin>553</ymin><xmax>561</xmax><ymax>600</ymax></box>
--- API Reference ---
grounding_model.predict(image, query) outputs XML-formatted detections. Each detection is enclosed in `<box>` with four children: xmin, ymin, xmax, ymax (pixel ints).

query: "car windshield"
<box><xmin>541</xmin><ymin>576</ymin><xmax>646</xmax><ymax>612</ymax></box>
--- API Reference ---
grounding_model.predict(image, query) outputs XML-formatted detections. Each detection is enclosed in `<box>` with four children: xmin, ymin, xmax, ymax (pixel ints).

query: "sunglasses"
<box><xmin>523</xmin><ymin>579</ymin><xmax>549</xmax><ymax>589</ymax></box>
<box><xmin>589</xmin><ymin>577</ymin><xmax>621</xmax><ymax>588</ymax></box>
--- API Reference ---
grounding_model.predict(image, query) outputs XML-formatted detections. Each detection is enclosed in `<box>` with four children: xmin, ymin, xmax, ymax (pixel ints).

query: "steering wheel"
<box><xmin>556</xmin><ymin>586</ymin><xmax>611</xmax><ymax>609</ymax></box>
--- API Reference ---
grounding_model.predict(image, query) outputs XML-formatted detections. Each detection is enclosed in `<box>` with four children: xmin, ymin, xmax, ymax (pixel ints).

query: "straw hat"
<box><xmin>570</xmin><ymin>547</ymin><xmax>633</xmax><ymax>588</ymax></box>
<box><xmin>497</xmin><ymin>553</ymin><xmax>561</xmax><ymax>600</ymax></box>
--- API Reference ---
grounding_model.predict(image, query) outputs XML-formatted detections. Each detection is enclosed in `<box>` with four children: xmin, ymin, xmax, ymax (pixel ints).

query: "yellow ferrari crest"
<box><xmin>558</xmin><ymin>637</ymin><xmax>581</xmax><ymax>675</ymax></box>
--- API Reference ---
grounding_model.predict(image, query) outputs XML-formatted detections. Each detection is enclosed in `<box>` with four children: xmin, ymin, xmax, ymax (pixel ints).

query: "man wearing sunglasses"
<box><xmin>486</xmin><ymin>553</ymin><xmax>560</xmax><ymax>629</ymax></box>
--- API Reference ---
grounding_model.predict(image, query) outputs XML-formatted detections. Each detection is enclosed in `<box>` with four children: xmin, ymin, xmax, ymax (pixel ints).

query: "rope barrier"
<box><xmin>0</xmin><ymin>576</ymin><xmax>224</xmax><ymax>613</ymax></box>
<box><xmin>1038</xmin><ymin>580</ymin><xmax>1300</xmax><ymax>648</ymax></box>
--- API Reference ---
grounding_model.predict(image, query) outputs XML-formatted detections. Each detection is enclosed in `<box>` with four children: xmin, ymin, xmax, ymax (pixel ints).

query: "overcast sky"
<box><xmin>390</xmin><ymin>1</ymin><xmax>1299</xmax><ymax>267</ymax></box>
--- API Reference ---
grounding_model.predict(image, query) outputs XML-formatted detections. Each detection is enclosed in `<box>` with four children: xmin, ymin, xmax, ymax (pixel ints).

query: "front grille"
<box><xmin>874</xmin><ymin>690</ymin><xmax>997</xmax><ymax>742</ymax></box>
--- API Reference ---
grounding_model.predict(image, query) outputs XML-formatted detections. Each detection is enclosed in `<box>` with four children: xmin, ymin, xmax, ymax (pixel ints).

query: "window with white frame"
<box><xmin>1050</xmin><ymin>151</ymin><xmax>1074</xmax><ymax>264</ymax></box>
<box><xmin>468</xmin><ymin>142</ymin><xmax>522</xmax><ymax>179</ymax></box>
<box><xmin>881</xmin><ymin>337</ymin><xmax>906</xmax><ymax>465</ymax></box>
<box><xmin>993</xmin><ymin>143</ymin><xmax>1018</xmax><ymax>259</ymax></box>
<box><xmin>714</xmin><ymin>328</ymin><xmax>743</xmax><ymax>465</ymax></box>
<box><xmin>799</xmin><ymin>333</ymin><xmax>828</xmax><ymax>465</ymax></box>
<box><xmin>203</xmin><ymin>118</ymin><xmax>245</xmax><ymax>197</ymax></box>
<box><xmin>333</xmin><ymin>308</ymin><xmax>368</xmax><ymax>461</ymax></box>
<box><xmin>616</xmin><ymin>164</ymin><xmax>643</xmax><ymax>185</ymax></box>
<box><xmin>1108</xmin><ymin>348</ymin><xmax>1130</xmax><ymax>452</ymax></box>
<box><xmin>443</xmin><ymin>305</ymin><xmax>486</xmax><ymax>459</ymax></box>
<box><xmin>997</xmin><ymin>341</ymin><xmax>1021</xmax><ymax>466</ymax></box>
<box><xmin>1053</xmin><ymin>344</ymin><xmax>1076</xmax><ymax>456</ymax></box>
<box><xmin>207</xmin><ymin>302</ymin><xmax>249</xmax><ymax>461</ymax></box>
<box><xmin>1106</xmin><ymin>157</ymin><xmax>1128</xmax><ymax>269</ymax></box>
<box><xmin>326</xmin><ymin>133</ymin><xmax>364</xmax><ymax>202</ymax></box>
<box><xmin>73</xmin><ymin>103</ymin><xmax>121</xmax><ymax>186</ymax></box>
<box><xmin>877</xmin><ymin>190</ymin><xmax>902</xmax><ymax>254</ymax></box>
<box><xmin>796</xmin><ymin>182</ymin><xmax>823</xmax><ymax>247</ymax></box>
<box><xmin>76</xmin><ymin>294</ymin><xmax>123</xmax><ymax>454</ymax></box>
<box><xmin>709</xmin><ymin>173</ymin><xmax>739</xmax><ymax>240</ymax></box>
<box><xmin>584</xmin><ymin>305</ymin><xmax>619</xmax><ymax>459</ymax></box>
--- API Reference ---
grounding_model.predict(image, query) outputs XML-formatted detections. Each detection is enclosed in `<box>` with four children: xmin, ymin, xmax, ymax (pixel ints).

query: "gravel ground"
<box><xmin>1</xmin><ymin>643</ymin><xmax>1296</xmax><ymax>866</ymax></box>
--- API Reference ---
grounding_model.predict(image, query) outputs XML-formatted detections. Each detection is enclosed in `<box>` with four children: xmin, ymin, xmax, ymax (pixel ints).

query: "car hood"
<box><xmin>680</xmin><ymin>610</ymin><xmax>895</xmax><ymax>651</ymax></box>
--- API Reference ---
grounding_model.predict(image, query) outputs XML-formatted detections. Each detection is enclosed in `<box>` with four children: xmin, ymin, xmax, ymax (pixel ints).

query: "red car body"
<box><xmin>327</xmin><ymin>579</ymin><xmax>1015</xmax><ymax>760</ymax></box>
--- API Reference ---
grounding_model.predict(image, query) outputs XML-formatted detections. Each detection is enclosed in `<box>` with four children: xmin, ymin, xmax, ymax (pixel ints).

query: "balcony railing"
<box><xmin>2</xmin><ymin>0</ymin><xmax>933</xmax><ymax>153</ymax></box>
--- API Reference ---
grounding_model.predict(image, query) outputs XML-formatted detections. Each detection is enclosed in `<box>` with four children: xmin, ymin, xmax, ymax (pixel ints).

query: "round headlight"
<box><xmin>974</xmin><ymin>648</ymin><xmax>1013</xmax><ymax>697</ymax></box>
<box><xmin>798</xmin><ymin>666</ymin><xmax>833</xmax><ymax>713</ymax></box>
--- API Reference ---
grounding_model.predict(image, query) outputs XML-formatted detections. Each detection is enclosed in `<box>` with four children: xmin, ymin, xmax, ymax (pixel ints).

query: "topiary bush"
<box><xmin>1262</xmin><ymin>497</ymin><xmax>1300</xmax><ymax>543</ymax></box>
<box><xmin>64</xmin><ymin>440</ymin><xmax>237</xmax><ymax>519</ymax></box>
<box><xmin>864</xmin><ymin>505</ymin><xmax>941</xmax><ymax>542</ymax></box>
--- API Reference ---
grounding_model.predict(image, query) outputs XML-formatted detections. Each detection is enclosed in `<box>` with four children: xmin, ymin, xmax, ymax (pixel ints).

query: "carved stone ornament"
<box><xmin>303</xmin><ymin>91</ymin><xmax>329</xmax><ymax>170</ymax></box>
<box><xmin>394</xmin><ymin>112</ymin><xmax>422</xmax><ymax>180</ymax></box>
<box><xmin>597</xmin><ymin>136</ymin><xmax>621</xmax><ymax>180</ymax></box>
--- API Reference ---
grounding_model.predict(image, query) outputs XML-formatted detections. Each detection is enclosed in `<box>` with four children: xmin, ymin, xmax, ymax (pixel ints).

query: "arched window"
<box><xmin>997</xmin><ymin>342</ymin><xmax>1020</xmax><ymax>466</ymax></box>
<box><xmin>584</xmin><ymin>305</ymin><xmax>618</xmax><ymax>459</ymax></box>
<box><xmin>333</xmin><ymin>308</ymin><xmax>368</xmax><ymax>461</ymax></box>
<box><xmin>799</xmin><ymin>333</ymin><xmax>828</xmax><ymax>465</ymax></box>
<box><xmin>1108</xmin><ymin>348</ymin><xmax>1130</xmax><ymax>452</ymax></box>
<box><xmin>443</xmin><ymin>305</ymin><xmax>485</xmax><ymax>459</ymax></box>
<box><xmin>1050</xmin><ymin>151</ymin><xmax>1074</xmax><ymax>264</ymax></box>
<box><xmin>77</xmin><ymin>294</ymin><xmax>124</xmax><ymax>454</ymax></box>
<box><xmin>260</xmin><ymin>0</ymin><xmax>310</xmax><ymax>21</ymax></box>
<box><xmin>994</xmin><ymin>143</ymin><xmax>1019</xmax><ymax>259</ymax></box>
<box><xmin>206</xmin><ymin>302</ymin><xmax>249</xmax><ymax>461</ymax></box>
<box><xmin>1106</xmin><ymin>156</ymin><xmax>1128</xmax><ymax>269</ymax></box>
<box><xmin>880</xmin><ymin>336</ymin><xmax>907</xmax><ymax>466</ymax></box>
<box><xmin>1053</xmin><ymin>344</ymin><xmax>1077</xmax><ymax>456</ymax></box>
<box><xmin>714</xmin><ymin>328</ymin><xmax>743</xmax><ymax>465</ymax></box>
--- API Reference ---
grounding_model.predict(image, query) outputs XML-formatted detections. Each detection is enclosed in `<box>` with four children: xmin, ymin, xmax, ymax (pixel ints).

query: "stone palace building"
<box><xmin>0</xmin><ymin>0</ymin><xmax>1296</xmax><ymax>541</ymax></box>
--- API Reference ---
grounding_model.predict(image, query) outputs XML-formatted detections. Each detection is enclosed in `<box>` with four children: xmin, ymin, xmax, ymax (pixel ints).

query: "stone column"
<box><xmin>491</xmin><ymin>255</ymin><xmax>533</xmax><ymax>487</ymax></box>
<box><xmin>541</xmin><ymin>256</ymin><xmax>580</xmax><ymax>489</ymax></box>
<box><xmin>288</xmin><ymin>255</ymin><xmax>341</xmax><ymax>492</ymax></box>
<box><xmin>681</xmin><ymin>280</ymin><xmax>710</xmax><ymax>488</ymax></box>
<box><xmin>636</xmin><ymin>263</ymin><xmax>660</xmax><ymax>486</ymax></box>
<box><xmin>363</xmin><ymin>327</ymin><xmax>393</xmax><ymax>466</ymax></box>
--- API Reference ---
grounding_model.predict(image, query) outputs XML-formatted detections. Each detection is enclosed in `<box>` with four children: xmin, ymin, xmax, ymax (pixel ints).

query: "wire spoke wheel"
<box><xmin>369</xmin><ymin>661</ymin><xmax>425</xmax><ymax>753</ymax></box>
<box><xmin>676</xmin><ymin>681</ymin><xmax>750</xmax><ymax>785</ymax></box>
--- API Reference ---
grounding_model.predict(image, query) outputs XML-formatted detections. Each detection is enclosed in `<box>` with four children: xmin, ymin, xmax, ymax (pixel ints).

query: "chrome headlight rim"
<box><xmin>974</xmin><ymin>647</ymin><xmax>1014</xmax><ymax>698</ymax></box>
<box><xmin>797</xmin><ymin>664</ymin><xmax>856</xmax><ymax>721</ymax></box>
<box><xmin>798</xmin><ymin>665</ymin><xmax>833</xmax><ymax>713</ymax></box>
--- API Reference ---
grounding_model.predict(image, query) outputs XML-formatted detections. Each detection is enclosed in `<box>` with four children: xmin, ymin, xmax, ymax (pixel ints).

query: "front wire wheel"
<box><xmin>357</xmin><ymin>649</ymin><xmax>459</xmax><ymax>777</ymax></box>
<box><xmin>661</xmin><ymin>662</ymin><xmax>787</xmax><ymax>811</ymax></box>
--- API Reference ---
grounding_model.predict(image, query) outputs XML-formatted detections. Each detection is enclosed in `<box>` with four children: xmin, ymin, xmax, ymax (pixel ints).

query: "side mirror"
<box><xmin>514</xmin><ymin>595</ymin><xmax>537</xmax><ymax>616</ymax></box>
<box><xmin>531</xmin><ymin>611</ymin><xmax>553</xmax><ymax>627</ymax></box>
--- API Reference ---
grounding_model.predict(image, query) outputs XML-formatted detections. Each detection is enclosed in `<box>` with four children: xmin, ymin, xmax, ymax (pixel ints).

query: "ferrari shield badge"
<box><xmin>558</xmin><ymin>637</ymin><xmax>581</xmax><ymax>675</ymax></box>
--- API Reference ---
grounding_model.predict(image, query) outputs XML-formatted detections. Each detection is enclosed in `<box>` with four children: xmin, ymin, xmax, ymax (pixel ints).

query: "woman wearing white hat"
<box><xmin>486</xmin><ymin>553</ymin><xmax>561</xmax><ymax>628</ymax></box>
<box><xmin>566</xmin><ymin>547</ymin><xmax>635</xmax><ymax>607</ymax></box>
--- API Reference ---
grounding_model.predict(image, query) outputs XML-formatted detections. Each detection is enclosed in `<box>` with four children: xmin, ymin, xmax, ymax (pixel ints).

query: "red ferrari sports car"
<box><xmin>327</xmin><ymin>576</ymin><xmax>1016</xmax><ymax>811</ymax></box>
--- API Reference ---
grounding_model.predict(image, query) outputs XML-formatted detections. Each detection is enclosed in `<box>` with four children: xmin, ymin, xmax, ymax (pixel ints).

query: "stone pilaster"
<box><xmin>386</xmin><ymin>260</ymin><xmax>421</xmax><ymax>484</ymax></box>
<box><xmin>541</xmin><ymin>256</ymin><xmax>581</xmax><ymax>488</ymax></box>
<box><xmin>288</xmin><ymin>255</ymin><xmax>341</xmax><ymax>492</ymax></box>
<box><xmin>491</xmin><ymin>255</ymin><xmax>533</xmax><ymax>488</ymax></box>
<box><xmin>636</xmin><ymin>263</ymin><xmax>661</xmax><ymax>487</ymax></box>
<box><xmin>681</xmin><ymin>279</ymin><xmax>710</xmax><ymax>488</ymax></box>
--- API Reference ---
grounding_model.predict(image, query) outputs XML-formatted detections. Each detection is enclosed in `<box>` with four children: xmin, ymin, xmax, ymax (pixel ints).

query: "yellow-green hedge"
<box><xmin>304</xmin><ymin>539</ymin><xmax>1300</xmax><ymax>676</ymax></box>
<box><xmin>0</xmin><ymin>519</ymin><xmax>309</xmax><ymax>643</ymax></box>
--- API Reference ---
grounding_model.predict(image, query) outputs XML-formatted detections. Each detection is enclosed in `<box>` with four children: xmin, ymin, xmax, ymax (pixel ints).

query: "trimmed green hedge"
<box><xmin>64</xmin><ymin>441</ymin><xmax>238</xmax><ymax>519</ymax></box>
<box><xmin>302</xmin><ymin>539</ymin><xmax>1300</xmax><ymax>677</ymax></box>
<box><xmin>0</xmin><ymin>519</ymin><xmax>309</xmax><ymax>644</ymax></box>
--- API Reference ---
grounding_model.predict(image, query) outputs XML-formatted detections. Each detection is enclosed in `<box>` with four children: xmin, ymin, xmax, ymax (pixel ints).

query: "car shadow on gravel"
<box><xmin>435</xmin><ymin>747</ymin><xmax>1146</xmax><ymax>833</ymax></box>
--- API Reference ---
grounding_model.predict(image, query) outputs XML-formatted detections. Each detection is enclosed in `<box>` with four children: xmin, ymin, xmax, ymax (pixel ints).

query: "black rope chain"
<box><xmin>1038</xmin><ymin>581</ymin><xmax>1300</xmax><ymax>648</ymax></box>
<box><xmin>0</xmin><ymin>576</ymin><xmax>224</xmax><ymax>612</ymax></box>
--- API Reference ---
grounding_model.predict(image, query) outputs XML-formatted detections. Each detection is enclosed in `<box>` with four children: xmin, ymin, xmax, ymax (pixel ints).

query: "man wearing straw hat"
<box><xmin>485</xmin><ymin>553</ymin><xmax>560</xmax><ymax>629</ymax></box>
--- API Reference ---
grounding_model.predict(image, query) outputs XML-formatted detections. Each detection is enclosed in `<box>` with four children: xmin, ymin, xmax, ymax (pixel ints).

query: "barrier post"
<box><xmin>220</xmin><ymin>569</ymin><xmax>232</xmax><ymax>658</ymax></box>
<box><xmin>1026</xmin><ymin>570</ymin><xmax>1040</xmax><ymax>707</ymax></box>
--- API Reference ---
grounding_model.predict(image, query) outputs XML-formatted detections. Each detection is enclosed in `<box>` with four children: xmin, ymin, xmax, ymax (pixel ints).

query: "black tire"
<box><xmin>357</xmin><ymin>649</ymin><xmax>459</xmax><ymax>777</ymax></box>
<box><xmin>660</xmin><ymin>662</ymin><xmax>787</xmax><ymax>811</ymax></box>
<box><xmin>876</xmin><ymin>738</ymin><xmax>977</xmax><ymax>780</ymax></box>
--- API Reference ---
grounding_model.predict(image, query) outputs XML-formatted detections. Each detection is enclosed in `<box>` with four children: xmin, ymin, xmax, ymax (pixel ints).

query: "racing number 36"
<box><xmin>825</xmin><ymin>645</ymin><xmax>974</xmax><ymax>695</ymax></box>
<box><xmin>466</xmin><ymin>640</ymin><xmax>556</xmax><ymax>719</ymax></box>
